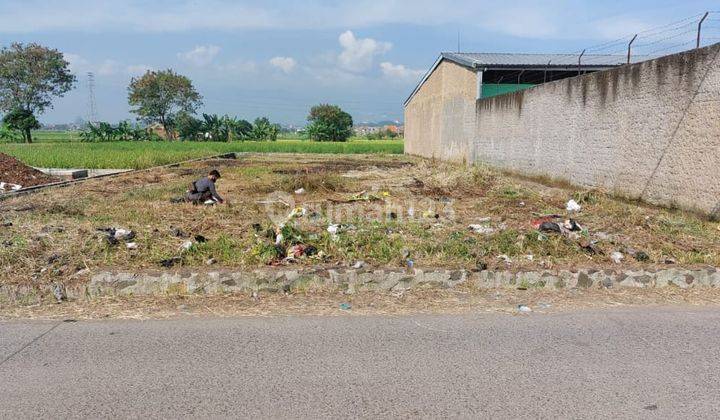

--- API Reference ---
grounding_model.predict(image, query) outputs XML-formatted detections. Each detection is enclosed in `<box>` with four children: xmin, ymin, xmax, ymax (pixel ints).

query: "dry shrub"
<box><xmin>410</xmin><ymin>160</ymin><xmax>497</xmax><ymax>198</ymax></box>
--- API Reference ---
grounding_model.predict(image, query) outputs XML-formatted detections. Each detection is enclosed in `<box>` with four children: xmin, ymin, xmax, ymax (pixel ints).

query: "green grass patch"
<box><xmin>0</xmin><ymin>139</ymin><xmax>404</xmax><ymax>169</ymax></box>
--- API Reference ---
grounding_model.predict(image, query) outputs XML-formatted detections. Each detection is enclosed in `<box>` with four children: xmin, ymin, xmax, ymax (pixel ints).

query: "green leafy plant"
<box><xmin>305</xmin><ymin>104</ymin><xmax>353</xmax><ymax>142</ymax></box>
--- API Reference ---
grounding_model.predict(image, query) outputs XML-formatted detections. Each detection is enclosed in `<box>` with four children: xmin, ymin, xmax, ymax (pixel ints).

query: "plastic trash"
<box><xmin>468</xmin><ymin>224</ymin><xmax>495</xmax><ymax>235</ymax></box>
<box><xmin>327</xmin><ymin>224</ymin><xmax>339</xmax><ymax>235</ymax></box>
<box><xmin>125</xmin><ymin>242</ymin><xmax>138</xmax><ymax>250</ymax></box>
<box><xmin>181</xmin><ymin>240</ymin><xmax>193</xmax><ymax>251</ymax></box>
<box><xmin>0</xmin><ymin>182</ymin><xmax>22</xmax><ymax>192</ymax></box>
<box><xmin>339</xmin><ymin>303</ymin><xmax>352</xmax><ymax>310</ymax></box>
<box><xmin>498</xmin><ymin>254</ymin><xmax>512</xmax><ymax>264</ymax></box>
<box><xmin>610</xmin><ymin>251</ymin><xmax>624</xmax><ymax>264</ymax></box>
<box><xmin>352</xmin><ymin>260</ymin><xmax>366</xmax><ymax>269</ymax></box>
<box><xmin>517</xmin><ymin>305</ymin><xmax>532</xmax><ymax>313</ymax></box>
<box><xmin>539</xmin><ymin>222</ymin><xmax>562</xmax><ymax>234</ymax></box>
<box><xmin>566</xmin><ymin>199</ymin><xmax>582</xmax><ymax>212</ymax></box>
<box><xmin>294</xmin><ymin>188</ymin><xmax>306</xmax><ymax>194</ymax></box>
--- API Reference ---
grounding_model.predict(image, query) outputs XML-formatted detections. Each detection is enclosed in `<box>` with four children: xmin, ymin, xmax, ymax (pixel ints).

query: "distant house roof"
<box><xmin>404</xmin><ymin>52</ymin><xmax>650</xmax><ymax>107</ymax></box>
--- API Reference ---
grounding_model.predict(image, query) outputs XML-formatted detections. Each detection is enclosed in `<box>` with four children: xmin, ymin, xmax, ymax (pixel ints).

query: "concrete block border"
<box><xmin>1</xmin><ymin>266</ymin><xmax>719</xmax><ymax>305</ymax></box>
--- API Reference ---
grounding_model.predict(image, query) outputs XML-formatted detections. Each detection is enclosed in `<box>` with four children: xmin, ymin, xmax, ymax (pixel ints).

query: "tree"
<box><xmin>175</xmin><ymin>112</ymin><xmax>204</xmax><ymax>141</ymax></box>
<box><xmin>249</xmin><ymin>117</ymin><xmax>279</xmax><ymax>141</ymax></box>
<box><xmin>230</xmin><ymin>118</ymin><xmax>252</xmax><ymax>140</ymax></box>
<box><xmin>127</xmin><ymin>69</ymin><xmax>202</xmax><ymax>140</ymax></box>
<box><xmin>2</xmin><ymin>109</ymin><xmax>40</xmax><ymax>143</ymax></box>
<box><xmin>0</xmin><ymin>122</ymin><xmax>21</xmax><ymax>142</ymax></box>
<box><xmin>0</xmin><ymin>43</ymin><xmax>76</xmax><ymax>143</ymax></box>
<box><xmin>305</xmin><ymin>104</ymin><xmax>353</xmax><ymax>142</ymax></box>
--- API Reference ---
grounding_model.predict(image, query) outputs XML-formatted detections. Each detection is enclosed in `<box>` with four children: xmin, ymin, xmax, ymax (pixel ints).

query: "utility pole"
<box><xmin>578</xmin><ymin>49</ymin><xmax>585</xmax><ymax>75</ymax></box>
<box><xmin>87</xmin><ymin>72</ymin><xmax>97</xmax><ymax>125</ymax></box>
<box><xmin>697</xmin><ymin>12</ymin><xmax>709</xmax><ymax>48</ymax></box>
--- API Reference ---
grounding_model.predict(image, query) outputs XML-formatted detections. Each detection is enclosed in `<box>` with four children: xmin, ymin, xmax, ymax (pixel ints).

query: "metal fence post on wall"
<box><xmin>578</xmin><ymin>50</ymin><xmax>585</xmax><ymax>75</ymax></box>
<box><xmin>544</xmin><ymin>61</ymin><xmax>551</xmax><ymax>83</ymax></box>
<box><xmin>697</xmin><ymin>12</ymin><xmax>709</xmax><ymax>48</ymax></box>
<box><xmin>627</xmin><ymin>34</ymin><xmax>638</xmax><ymax>64</ymax></box>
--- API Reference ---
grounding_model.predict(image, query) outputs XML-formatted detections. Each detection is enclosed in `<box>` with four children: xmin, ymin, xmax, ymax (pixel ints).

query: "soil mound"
<box><xmin>0</xmin><ymin>153</ymin><xmax>59</xmax><ymax>191</ymax></box>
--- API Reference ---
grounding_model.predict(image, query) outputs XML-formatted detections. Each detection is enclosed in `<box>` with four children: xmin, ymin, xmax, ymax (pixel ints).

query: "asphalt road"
<box><xmin>2</xmin><ymin>307</ymin><xmax>720</xmax><ymax>418</ymax></box>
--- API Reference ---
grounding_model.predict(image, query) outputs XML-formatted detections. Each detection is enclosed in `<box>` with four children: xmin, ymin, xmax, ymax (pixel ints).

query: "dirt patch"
<box><xmin>1</xmin><ymin>153</ymin><xmax>719</xmax><ymax>288</ymax></box>
<box><xmin>0</xmin><ymin>153</ymin><xmax>59</xmax><ymax>190</ymax></box>
<box><xmin>3</xmin><ymin>287</ymin><xmax>720</xmax><ymax>320</ymax></box>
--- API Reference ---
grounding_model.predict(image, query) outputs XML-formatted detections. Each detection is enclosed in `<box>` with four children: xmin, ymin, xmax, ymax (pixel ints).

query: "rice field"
<box><xmin>0</xmin><ymin>140</ymin><xmax>404</xmax><ymax>169</ymax></box>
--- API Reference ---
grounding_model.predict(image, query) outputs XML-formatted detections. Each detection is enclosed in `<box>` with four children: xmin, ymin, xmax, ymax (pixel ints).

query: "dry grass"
<box><xmin>3</xmin><ymin>286</ymin><xmax>720</xmax><ymax>320</ymax></box>
<box><xmin>1</xmin><ymin>153</ymin><xmax>719</xmax><ymax>287</ymax></box>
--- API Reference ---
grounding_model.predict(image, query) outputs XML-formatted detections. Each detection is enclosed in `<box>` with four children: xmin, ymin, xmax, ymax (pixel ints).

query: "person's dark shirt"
<box><xmin>194</xmin><ymin>177</ymin><xmax>223</xmax><ymax>202</ymax></box>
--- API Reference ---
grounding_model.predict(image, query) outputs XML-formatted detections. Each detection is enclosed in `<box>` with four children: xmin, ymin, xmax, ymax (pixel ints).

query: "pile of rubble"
<box><xmin>0</xmin><ymin>153</ymin><xmax>58</xmax><ymax>192</ymax></box>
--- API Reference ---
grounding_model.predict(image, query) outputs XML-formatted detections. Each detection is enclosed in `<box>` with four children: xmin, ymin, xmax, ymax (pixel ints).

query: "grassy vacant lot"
<box><xmin>1</xmin><ymin>153</ymin><xmax>718</xmax><ymax>286</ymax></box>
<box><xmin>0</xmin><ymin>140</ymin><xmax>403</xmax><ymax>169</ymax></box>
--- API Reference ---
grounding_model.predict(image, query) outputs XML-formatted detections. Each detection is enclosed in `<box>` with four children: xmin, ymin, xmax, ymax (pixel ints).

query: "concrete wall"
<box><xmin>404</xmin><ymin>44</ymin><xmax>720</xmax><ymax>215</ymax></box>
<box><xmin>404</xmin><ymin>60</ymin><xmax>477</xmax><ymax>161</ymax></box>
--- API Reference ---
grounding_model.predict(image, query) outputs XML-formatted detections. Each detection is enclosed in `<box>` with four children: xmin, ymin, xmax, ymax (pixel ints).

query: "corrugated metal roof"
<box><xmin>442</xmin><ymin>52</ymin><xmax>648</xmax><ymax>68</ymax></box>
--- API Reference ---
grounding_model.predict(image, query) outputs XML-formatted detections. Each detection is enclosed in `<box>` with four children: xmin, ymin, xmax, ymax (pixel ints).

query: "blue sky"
<box><xmin>1</xmin><ymin>0</ymin><xmax>719</xmax><ymax>125</ymax></box>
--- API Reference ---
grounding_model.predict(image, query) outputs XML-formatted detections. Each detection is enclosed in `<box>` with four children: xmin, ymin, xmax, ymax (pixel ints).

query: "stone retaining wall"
<box><xmin>1</xmin><ymin>267</ymin><xmax>719</xmax><ymax>305</ymax></box>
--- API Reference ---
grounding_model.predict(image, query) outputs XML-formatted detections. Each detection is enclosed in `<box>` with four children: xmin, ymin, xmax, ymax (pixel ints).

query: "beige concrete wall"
<box><xmin>404</xmin><ymin>60</ymin><xmax>477</xmax><ymax>162</ymax></box>
<box><xmin>405</xmin><ymin>44</ymin><xmax>720</xmax><ymax>215</ymax></box>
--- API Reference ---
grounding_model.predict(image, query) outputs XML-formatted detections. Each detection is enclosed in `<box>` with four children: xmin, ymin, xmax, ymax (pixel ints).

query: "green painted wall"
<box><xmin>481</xmin><ymin>84</ymin><xmax>535</xmax><ymax>99</ymax></box>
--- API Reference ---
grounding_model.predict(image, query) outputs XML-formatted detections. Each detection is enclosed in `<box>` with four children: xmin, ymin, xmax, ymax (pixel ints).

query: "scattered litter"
<box><xmin>525</xmin><ymin>254</ymin><xmax>534</xmax><ymax>261</ymax></box>
<box><xmin>294</xmin><ymin>187</ymin><xmax>306</xmax><ymax>194</ymax></box>
<box><xmin>194</xmin><ymin>235</ymin><xmax>207</xmax><ymax>243</ymax></box>
<box><xmin>664</xmin><ymin>257</ymin><xmax>677</xmax><ymax>265</ymax></box>
<box><xmin>579</xmin><ymin>239</ymin><xmax>602</xmax><ymax>255</ymax></box>
<box><xmin>125</xmin><ymin>242</ymin><xmax>138</xmax><ymax>250</ymax></box>
<box><xmin>566</xmin><ymin>199</ymin><xmax>582</xmax><ymax>212</ymax></box>
<box><xmin>206</xmin><ymin>258</ymin><xmax>216</xmax><ymax>265</ymax></box>
<box><xmin>517</xmin><ymin>305</ymin><xmax>532</xmax><ymax>313</ymax></box>
<box><xmin>203</xmin><ymin>199</ymin><xmax>216</xmax><ymax>205</ymax></box>
<box><xmin>1</xmin><ymin>221</ymin><xmax>12</xmax><ymax>227</ymax></box>
<box><xmin>97</xmin><ymin>227</ymin><xmax>136</xmax><ymax>245</ymax></box>
<box><xmin>51</xmin><ymin>283</ymin><xmax>64</xmax><ymax>303</ymax></box>
<box><xmin>181</xmin><ymin>241</ymin><xmax>194</xmax><ymax>251</ymax></box>
<box><xmin>0</xmin><ymin>181</ymin><xmax>22</xmax><ymax>192</ymax></box>
<box><xmin>518</xmin><ymin>201</ymin><xmax>526</xmax><ymax>207</ymax></box>
<box><xmin>352</xmin><ymin>260</ymin><xmax>366</xmax><ymax>269</ymax></box>
<box><xmin>498</xmin><ymin>254</ymin><xmax>512</xmax><ymax>264</ymax></box>
<box><xmin>468</xmin><ymin>224</ymin><xmax>495</xmax><ymax>235</ymax></box>
<box><xmin>339</xmin><ymin>302</ymin><xmax>352</xmax><ymax>311</ymax></box>
<box><xmin>160</xmin><ymin>257</ymin><xmax>182</xmax><ymax>268</ymax></box>
<box><xmin>610</xmin><ymin>251</ymin><xmax>624</xmax><ymax>264</ymax></box>
<box><xmin>289</xmin><ymin>207</ymin><xmax>307</xmax><ymax>218</ymax></box>
<box><xmin>407</xmin><ymin>207</ymin><xmax>415</xmax><ymax>217</ymax></box>
<box><xmin>406</xmin><ymin>259</ymin><xmax>415</xmax><ymax>270</ymax></box>
<box><xmin>563</xmin><ymin>219</ymin><xmax>583</xmax><ymax>232</ymax></box>
<box><xmin>539</xmin><ymin>222</ymin><xmax>562</xmax><ymax>234</ymax></box>
<box><xmin>170</xmin><ymin>227</ymin><xmax>189</xmax><ymax>238</ymax></box>
<box><xmin>327</xmin><ymin>224</ymin><xmax>339</xmax><ymax>235</ymax></box>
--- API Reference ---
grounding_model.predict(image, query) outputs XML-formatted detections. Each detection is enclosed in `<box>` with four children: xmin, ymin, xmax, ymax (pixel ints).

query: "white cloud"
<box><xmin>178</xmin><ymin>45</ymin><xmax>221</xmax><ymax>67</ymax></box>
<box><xmin>126</xmin><ymin>64</ymin><xmax>154</xmax><ymax>76</ymax></box>
<box><xmin>217</xmin><ymin>60</ymin><xmax>257</xmax><ymax>73</ymax></box>
<box><xmin>97</xmin><ymin>59</ymin><xmax>120</xmax><ymax>76</ymax></box>
<box><xmin>337</xmin><ymin>30</ymin><xmax>392</xmax><ymax>72</ymax></box>
<box><xmin>269</xmin><ymin>56</ymin><xmax>297</xmax><ymax>73</ymax></box>
<box><xmin>0</xmin><ymin>0</ymin><xmax>669</xmax><ymax>43</ymax></box>
<box><xmin>379</xmin><ymin>62</ymin><xmax>424</xmax><ymax>82</ymax></box>
<box><xmin>64</xmin><ymin>53</ymin><xmax>90</xmax><ymax>74</ymax></box>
